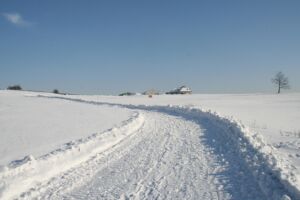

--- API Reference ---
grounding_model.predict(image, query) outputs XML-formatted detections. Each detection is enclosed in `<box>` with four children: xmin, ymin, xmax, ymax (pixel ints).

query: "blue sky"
<box><xmin>1</xmin><ymin>0</ymin><xmax>299</xmax><ymax>94</ymax></box>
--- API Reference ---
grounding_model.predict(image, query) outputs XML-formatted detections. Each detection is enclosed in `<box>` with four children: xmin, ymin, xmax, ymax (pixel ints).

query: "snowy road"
<box><xmin>18</xmin><ymin>107</ymin><xmax>267</xmax><ymax>200</ymax></box>
<box><xmin>1</xmin><ymin>94</ymin><xmax>296</xmax><ymax>199</ymax></box>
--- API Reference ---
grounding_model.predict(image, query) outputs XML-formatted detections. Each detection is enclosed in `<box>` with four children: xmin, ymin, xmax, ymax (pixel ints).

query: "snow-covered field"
<box><xmin>78</xmin><ymin>93</ymin><xmax>300</xmax><ymax>167</ymax></box>
<box><xmin>0</xmin><ymin>91</ymin><xmax>133</xmax><ymax>166</ymax></box>
<box><xmin>0</xmin><ymin>90</ymin><xmax>299</xmax><ymax>199</ymax></box>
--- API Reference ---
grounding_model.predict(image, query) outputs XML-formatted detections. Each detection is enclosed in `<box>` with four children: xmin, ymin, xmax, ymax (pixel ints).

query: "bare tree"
<box><xmin>272</xmin><ymin>72</ymin><xmax>290</xmax><ymax>94</ymax></box>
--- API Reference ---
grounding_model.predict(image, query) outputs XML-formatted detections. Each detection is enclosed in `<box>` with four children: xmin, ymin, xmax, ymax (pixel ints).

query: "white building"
<box><xmin>167</xmin><ymin>86</ymin><xmax>192</xmax><ymax>94</ymax></box>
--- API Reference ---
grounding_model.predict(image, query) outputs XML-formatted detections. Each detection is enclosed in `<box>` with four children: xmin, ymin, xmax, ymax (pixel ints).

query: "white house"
<box><xmin>166</xmin><ymin>86</ymin><xmax>192</xmax><ymax>94</ymax></box>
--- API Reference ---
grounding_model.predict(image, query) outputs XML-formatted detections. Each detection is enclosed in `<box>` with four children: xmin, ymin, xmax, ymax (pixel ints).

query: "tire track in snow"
<box><xmin>22</xmin><ymin>110</ymin><xmax>266</xmax><ymax>200</ymax></box>
<box><xmin>17</xmin><ymin>95</ymin><xmax>296</xmax><ymax>199</ymax></box>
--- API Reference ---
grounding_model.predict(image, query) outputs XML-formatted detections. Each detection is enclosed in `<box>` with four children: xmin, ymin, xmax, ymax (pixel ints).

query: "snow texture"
<box><xmin>0</xmin><ymin>91</ymin><xmax>299</xmax><ymax>199</ymax></box>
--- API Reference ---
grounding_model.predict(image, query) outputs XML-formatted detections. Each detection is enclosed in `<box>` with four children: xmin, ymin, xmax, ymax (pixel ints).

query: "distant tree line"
<box><xmin>7</xmin><ymin>85</ymin><xmax>22</xmax><ymax>90</ymax></box>
<box><xmin>4</xmin><ymin>73</ymin><xmax>291</xmax><ymax>94</ymax></box>
<box><xmin>5</xmin><ymin>85</ymin><xmax>63</xmax><ymax>94</ymax></box>
<box><xmin>119</xmin><ymin>92</ymin><xmax>135</xmax><ymax>96</ymax></box>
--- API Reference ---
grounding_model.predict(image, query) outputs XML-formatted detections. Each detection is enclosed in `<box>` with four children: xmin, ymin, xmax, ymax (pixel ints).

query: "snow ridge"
<box><xmin>0</xmin><ymin>111</ymin><xmax>144</xmax><ymax>200</ymax></box>
<box><xmin>41</xmin><ymin>95</ymin><xmax>298</xmax><ymax>200</ymax></box>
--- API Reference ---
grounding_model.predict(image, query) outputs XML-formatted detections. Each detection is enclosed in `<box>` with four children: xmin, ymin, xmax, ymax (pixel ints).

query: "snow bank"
<box><xmin>44</xmin><ymin>95</ymin><xmax>299</xmax><ymax>199</ymax></box>
<box><xmin>165</xmin><ymin>106</ymin><xmax>298</xmax><ymax>200</ymax></box>
<box><xmin>0</xmin><ymin>111</ymin><xmax>144</xmax><ymax>200</ymax></box>
<box><xmin>141</xmin><ymin>105</ymin><xmax>298</xmax><ymax>200</ymax></box>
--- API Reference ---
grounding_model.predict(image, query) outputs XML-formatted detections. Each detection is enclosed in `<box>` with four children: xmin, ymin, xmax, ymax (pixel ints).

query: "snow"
<box><xmin>0</xmin><ymin>90</ymin><xmax>133</xmax><ymax>165</ymax></box>
<box><xmin>60</xmin><ymin>111</ymin><xmax>266</xmax><ymax>200</ymax></box>
<box><xmin>60</xmin><ymin>93</ymin><xmax>300</xmax><ymax>198</ymax></box>
<box><xmin>72</xmin><ymin>93</ymin><xmax>300</xmax><ymax>171</ymax></box>
<box><xmin>0</xmin><ymin>90</ymin><xmax>300</xmax><ymax>199</ymax></box>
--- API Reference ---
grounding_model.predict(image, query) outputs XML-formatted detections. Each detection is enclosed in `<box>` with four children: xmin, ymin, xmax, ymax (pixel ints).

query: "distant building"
<box><xmin>166</xmin><ymin>86</ymin><xmax>192</xmax><ymax>95</ymax></box>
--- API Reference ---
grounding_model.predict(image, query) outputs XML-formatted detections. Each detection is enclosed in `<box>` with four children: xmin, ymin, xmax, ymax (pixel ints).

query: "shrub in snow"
<box><xmin>7</xmin><ymin>85</ymin><xmax>22</xmax><ymax>90</ymax></box>
<box><xmin>119</xmin><ymin>92</ymin><xmax>135</xmax><ymax>96</ymax></box>
<box><xmin>53</xmin><ymin>89</ymin><xmax>59</xmax><ymax>94</ymax></box>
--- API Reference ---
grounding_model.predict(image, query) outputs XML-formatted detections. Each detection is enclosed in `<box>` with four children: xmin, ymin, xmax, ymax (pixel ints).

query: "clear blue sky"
<box><xmin>1</xmin><ymin>0</ymin><xmax>299</xmax><ymax>94</ymax></box>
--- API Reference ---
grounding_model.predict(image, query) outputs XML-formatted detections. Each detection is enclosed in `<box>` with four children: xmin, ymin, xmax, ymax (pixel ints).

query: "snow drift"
<box><xmin>0</xmin><ymin>111</ymin><xmax>144</xmax><ymax>200</ymax></box>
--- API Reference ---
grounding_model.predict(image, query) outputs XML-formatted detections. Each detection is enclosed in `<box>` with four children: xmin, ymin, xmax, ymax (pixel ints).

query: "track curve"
<box><xmin>20</xmin><ymin>108</ymin><xmax>267</xmax><ymax>200</ymax></box>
